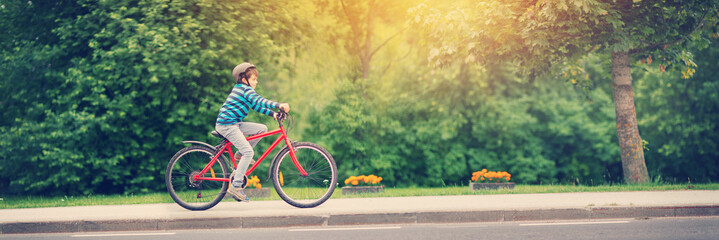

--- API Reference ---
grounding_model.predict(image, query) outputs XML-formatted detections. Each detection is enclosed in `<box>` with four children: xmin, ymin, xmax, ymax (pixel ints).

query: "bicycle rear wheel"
<box><xmin>271</xmin><ymin>142</ymin><xmax>337</xmax><ymax>208</ymax></box>
<box><xmin>166</xmin><ymin>145</ymin><xmax>229</xmax><ymax>211</ymax></box>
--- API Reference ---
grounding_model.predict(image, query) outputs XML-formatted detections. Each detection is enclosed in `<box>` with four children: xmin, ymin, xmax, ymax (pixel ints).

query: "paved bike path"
<box><xmin>2</xmin><ymin>190</ymin><xmax>718</xmax><ymax>234</ymax></box>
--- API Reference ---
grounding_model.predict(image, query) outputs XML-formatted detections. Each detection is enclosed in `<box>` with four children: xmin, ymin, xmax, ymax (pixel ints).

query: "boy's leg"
<box><xmin>236</xmin><ymin>122</ymin><xmax>268</xmax><ymax>165</ymax></box>
<box><xmin>238</xmin><ymin>122</ymin><xmax>268</xmax><ymax>148</ymax></box>
<box><xmin>215</xmin><ymin>123</ymin><xmax>254</xmax><ymax>189</ymax></box>
<box><xmin>215</xmin><ymin>122</ymin><xmax>268</xmax><ymax>188</ymax></box>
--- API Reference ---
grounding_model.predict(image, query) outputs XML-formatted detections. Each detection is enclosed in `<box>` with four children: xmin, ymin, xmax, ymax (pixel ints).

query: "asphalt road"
<box><xmin>4</xmin><ymin>217</ymin><xmax>719</xmax><ymax>240</ymax></box>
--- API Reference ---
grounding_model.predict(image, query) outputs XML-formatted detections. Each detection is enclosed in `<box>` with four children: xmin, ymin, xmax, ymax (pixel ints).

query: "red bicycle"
<box><xmin>165</xmin><ymin>111</ymin><xmax>337</xmax><ymax>210</ymax></box>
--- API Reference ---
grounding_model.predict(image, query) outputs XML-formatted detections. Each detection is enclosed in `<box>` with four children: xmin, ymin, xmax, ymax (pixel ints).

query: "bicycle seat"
<box><xmin>211</xmin><ymin>131</ymin><xmax>226</xmax><ymax>140</ymax></box>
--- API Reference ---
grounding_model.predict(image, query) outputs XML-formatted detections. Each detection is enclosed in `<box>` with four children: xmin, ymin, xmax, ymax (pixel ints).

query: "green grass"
<box><xmin>1</xmin><ymin>183</ymin><xmax>717</xmax><ymax>209</ymax></box>
<box><xmin>0</xmin><ymin>192</ymin><xmax>172</xmax><ymax>209</ymax></box>
<box><xmin>335</xmin><ymin>183</ymin><xmax>719</xmax><ymax>199</ymax></box>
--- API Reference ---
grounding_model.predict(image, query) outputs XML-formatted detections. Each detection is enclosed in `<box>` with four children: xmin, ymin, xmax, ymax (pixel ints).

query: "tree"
<box><xmin>412</xmin><ymin>0</ymin><xmax>719</xmax><ymax>183</ymax></box>
<box><xmin>635</xmin><ymin>38</ymin><xmax>719</xmax><ymax>182</ymax></box>
<box><xmin>315</xmin><ymin>0</ymin><xmax>414</xmax><ymax>80</ymax></box>
<box><xmin>0</xmin><ymin>0</ymin><xmax>307</xmax><ymax>195</ymax></box>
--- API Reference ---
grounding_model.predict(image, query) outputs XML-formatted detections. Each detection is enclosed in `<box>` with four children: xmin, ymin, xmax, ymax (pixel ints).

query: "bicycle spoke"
<box><xmin>166</xmin><ymin>146</ymin><xmax>228</xmax><ymax>211</ymax></box>
<box><xmin>273</xmin><ymin>142</ymin><xmax>336</xmax><ymax>208</ymax></box>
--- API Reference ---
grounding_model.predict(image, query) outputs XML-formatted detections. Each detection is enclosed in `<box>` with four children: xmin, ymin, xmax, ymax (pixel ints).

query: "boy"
<box><xmin>215</xmin><ymin>62</ymin><xmax>290</xmax><ymax>201</ymax></box>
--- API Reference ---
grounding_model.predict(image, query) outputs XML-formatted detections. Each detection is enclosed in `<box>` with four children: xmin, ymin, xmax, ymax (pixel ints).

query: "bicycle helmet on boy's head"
<box><xmin>232</xmin><ymin>62</ymin><xmax>255</xmax><ymax>83</ymax></box>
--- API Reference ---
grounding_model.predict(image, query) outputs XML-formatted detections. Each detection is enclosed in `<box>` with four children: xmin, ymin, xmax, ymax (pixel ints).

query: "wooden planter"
<box><xmin>244</xmin><ymin>188</ymin><xmax>271</xmax><ymax>198</ymax></box>
<box><xmin>469</xmin><ymin>182</ymin><xmax>515</xmax><ymax>190</ymax></box>
<box><xmin>341</xmin><ymin>185</ymin><xmax>385</xmax><ymax>195</ymax></box>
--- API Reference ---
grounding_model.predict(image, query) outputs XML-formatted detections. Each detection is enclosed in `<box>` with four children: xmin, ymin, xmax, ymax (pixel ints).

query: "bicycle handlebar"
<box><xmin>276</xmin><ymin>109</ymin><xmax>289</xmax><ymax>127</ymax></box>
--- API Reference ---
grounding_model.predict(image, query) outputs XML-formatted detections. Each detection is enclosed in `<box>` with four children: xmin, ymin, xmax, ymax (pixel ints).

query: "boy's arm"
<box><xmin>246</xmin><ymin>89</ymin><xmax>280</xmax><ymax>117</ymax></box>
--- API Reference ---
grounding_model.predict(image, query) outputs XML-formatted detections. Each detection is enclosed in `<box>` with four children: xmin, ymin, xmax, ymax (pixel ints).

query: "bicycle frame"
<box><xmin>193</xmin><ymin>124</ymin><xmax>308</xmax><ymax>183</ymax></box>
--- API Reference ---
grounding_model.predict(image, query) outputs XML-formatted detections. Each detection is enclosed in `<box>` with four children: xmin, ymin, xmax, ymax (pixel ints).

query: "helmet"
<box><xmin>232</xmin><ymin>62</ymin><xmax>256</xmax><ymax>83</ymax></box>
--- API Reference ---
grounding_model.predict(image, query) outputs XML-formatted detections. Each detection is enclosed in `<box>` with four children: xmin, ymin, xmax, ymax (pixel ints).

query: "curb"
<box><xmin>2</xmin><ymin>205</ymin><xmax>718</xmax><ymax>234</ymax></box>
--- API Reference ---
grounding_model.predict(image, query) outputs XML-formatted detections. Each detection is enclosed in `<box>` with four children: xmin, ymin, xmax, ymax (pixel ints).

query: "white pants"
<box><xmin>215</xmin><ymin>122</ymin><xmax>268</xmax><ymax>187</ymax></box>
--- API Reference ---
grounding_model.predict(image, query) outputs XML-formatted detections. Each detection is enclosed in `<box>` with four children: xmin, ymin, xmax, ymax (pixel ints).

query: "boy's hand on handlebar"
<box><xmin>279</xmin><ymin>103</ymin><xmax>290</xmax><ymax>113</ymax></box>
<box><xmin>274</xmin><ymin>103</ymin><xmax>290</xmax><ymax>120</ymax></box>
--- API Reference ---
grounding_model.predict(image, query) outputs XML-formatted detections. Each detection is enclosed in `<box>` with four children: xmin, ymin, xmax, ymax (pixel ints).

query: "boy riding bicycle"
<box><xmin>215</xmin><ymin>62</ymin><xmax>290</xmax><ymax>201</ymax></box>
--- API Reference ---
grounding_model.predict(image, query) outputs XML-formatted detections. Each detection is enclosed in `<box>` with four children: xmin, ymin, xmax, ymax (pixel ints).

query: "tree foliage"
<box><xmin>313</xmin><ymin>0</ymin><xmax>415</xmax><ymax>80</ymax></box>
<box><xmin>410</xmin><ymin>0</ymin><xmax>719</xmax><ymax>183</ymax></box>
<box><xmin>308</xmin><ymin>56</ymin><xmax>621</xmax><ymax>186</ymax></box>
<box><xmin>0</xmin><ymin>0</ymin><xmax>307</xmax><ymax>195</ymax></box>
<box><xmin>636</xmin><ymin>39</ymin><xmax>719</xmax><ymax>182</ymax></box>
<box><xmin>2</xmin><ymin>0</ymin><xmax>718</xmax><ymax>195</ymax></box>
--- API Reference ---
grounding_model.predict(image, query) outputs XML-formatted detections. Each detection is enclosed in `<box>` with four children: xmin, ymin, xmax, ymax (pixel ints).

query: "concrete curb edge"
<box><xmin>2</xmin><ymin>205</ymin><xmax>718</xmax><ymax>234</ymax></box>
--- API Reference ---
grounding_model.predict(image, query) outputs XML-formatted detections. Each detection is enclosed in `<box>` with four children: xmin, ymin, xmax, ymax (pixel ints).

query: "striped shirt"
<box><xmin>216</xmin><ymin>84</ymin><xmax>280</xmax><ymax>125</ymax></box>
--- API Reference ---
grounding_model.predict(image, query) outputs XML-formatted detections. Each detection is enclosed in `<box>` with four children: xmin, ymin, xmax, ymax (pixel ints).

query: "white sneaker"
<box><xmin>228</xmin><ymin>171</ymin><xmax>249</xmax><ymax>202</ymax></box>
<box><xmin>227</xmin><ymin>186</ymin><xmax>249</xmax><ymax>202</ymax></box>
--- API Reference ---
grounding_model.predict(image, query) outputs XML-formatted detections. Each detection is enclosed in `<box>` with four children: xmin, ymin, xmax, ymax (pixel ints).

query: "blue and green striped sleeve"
<box><xmin>245</xmin><ymin>88</ymin><xmax>280</xmax><ymax>117</ymax></box>
<box><xmin>216</xmin><ymin>84</ymin><xmax>280</xmax><ymax>125</ymax></box>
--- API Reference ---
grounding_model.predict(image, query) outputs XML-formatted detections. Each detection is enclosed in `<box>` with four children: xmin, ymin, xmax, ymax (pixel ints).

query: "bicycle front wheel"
<box><xmin>166</xmin><ymin>145</ymin><xmax>229</xmax><ymax>211</ymax></box>
<box><xmin>272</xmin><ymin>142</ymin><xmax>337</xmax><ymax>208</ymax></box>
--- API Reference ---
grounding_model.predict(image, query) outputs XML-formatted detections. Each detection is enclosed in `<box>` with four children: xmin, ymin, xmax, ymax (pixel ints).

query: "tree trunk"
<box><xmin>611</xmin><ymin>51</ymin><xmax>650</xmax><ymax>184</ymax></box>
<box><xmin>361</xmin><ymin>0</ymin><xmax>373</xmax><ymax>79</ymax></box>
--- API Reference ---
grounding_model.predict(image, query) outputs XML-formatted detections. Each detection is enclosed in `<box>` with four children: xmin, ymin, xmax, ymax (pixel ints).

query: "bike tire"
<box><xmin>271</xmin><ymin>142</ymin><xmax>337</xmax><ymax>208</ymax></box>
<box><xmin>166</xmin><ymin>145</ymin><xmax>229</xmax><ymax>211</ymax></box>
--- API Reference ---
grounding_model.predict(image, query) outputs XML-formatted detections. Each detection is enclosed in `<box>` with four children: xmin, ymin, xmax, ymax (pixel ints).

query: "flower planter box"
<box><xmin>469</xmin><ymin>182</ymin><xmax>515</xmax><ymax>190</ymax></box>
<box><xmin>244</xmin><ymin>188</ymin><xmax>271</xmax><ymax>198</ymax></box>
<box><xmin>341</xmin><ymin>185</ymin><xmax>385</xmax><ymax>195</ymax></box>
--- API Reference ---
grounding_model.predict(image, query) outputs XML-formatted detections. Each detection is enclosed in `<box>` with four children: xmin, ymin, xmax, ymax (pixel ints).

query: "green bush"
<box><xmin>307</xmin><ymin>61</ymin><xmax>620</xmax><ymax>186</ymax></box>
<box><xmin>0</xmin><ymin>0</ymin><xmax>306</xmax><ymax>195</ymax></box>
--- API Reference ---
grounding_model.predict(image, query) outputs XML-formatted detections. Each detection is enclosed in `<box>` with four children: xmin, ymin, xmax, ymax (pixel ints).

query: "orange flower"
<box><xmin>345</xmin><ymin>175</ymin><xmax>382</xmax><ymax>186</ymax></box>
<box><xmin>471</xmin><ymin>170</ymin><xmax>511</xmax><ymax>182</ymax></box>
<box><xmin>247</xmin><ymin>176</ymin><xmax>262</xmax><ymax>189</ymax></box>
